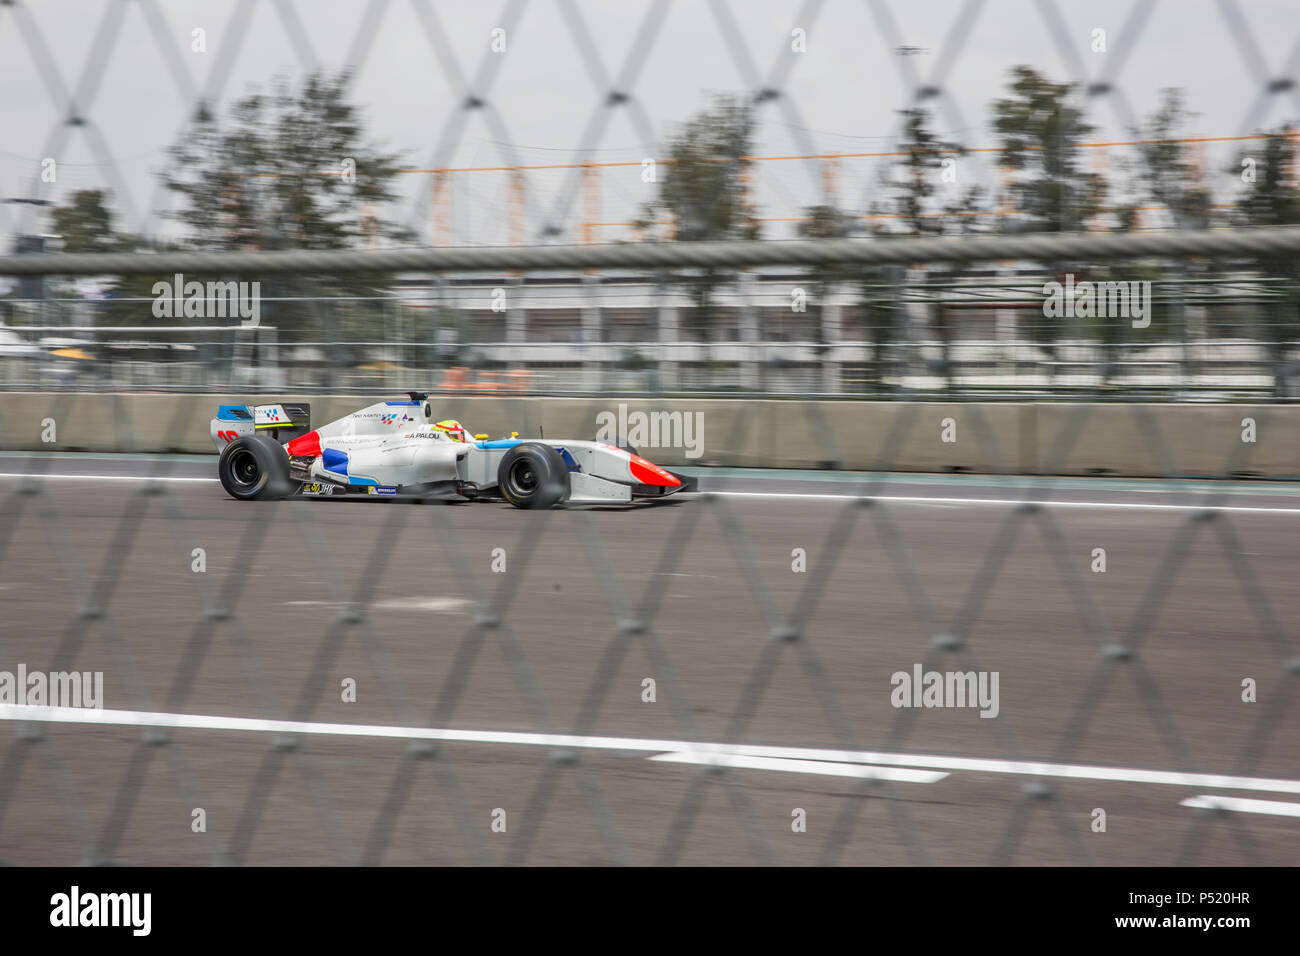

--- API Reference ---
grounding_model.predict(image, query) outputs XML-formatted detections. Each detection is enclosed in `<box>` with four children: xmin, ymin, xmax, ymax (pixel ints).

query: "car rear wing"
<box><xmin>211</xmin><ymin>402</ymin><xmax>311</xmax><ymax>450</ymax></box>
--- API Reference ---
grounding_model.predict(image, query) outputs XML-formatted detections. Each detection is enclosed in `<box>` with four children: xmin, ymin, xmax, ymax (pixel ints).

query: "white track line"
<box><xmin>2</xmin><ymin>472</ymin><xmax>1298</xmax><ymax>513</ymax></box>
<box><xmin>722</xmin><ymin>745</ymin><xmax>1300</xmax><ymax>794</ymax></box>
<box><xmin>1181</xmin><ymin>795</ymin><xmax>1300</xmax><ymax>817</ymax></box>
<box><xmin>648</xmin><ymin>751</ymin><xmax>946</xmax><ymax>782</ymax></box>
<box><xmin>697</xmin><ymin>490</ymin><xmax>1300</xmax><ymax>515</ymax></box>
<box><xmin>3</xmin><ymin>705</ymin><xmax>1297</xmax><ymax>794</ymax></box>
<box><xmin>0</xmin><ymin>472</ymin><xmax>216</xmax><ymax>483</ymax></box>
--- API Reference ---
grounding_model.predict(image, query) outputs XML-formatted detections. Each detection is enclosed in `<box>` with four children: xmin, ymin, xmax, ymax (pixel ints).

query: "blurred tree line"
<box><xmin>41</xmin><ymin>72</ymin><xmax>412</xmax><ymax>372</ymax></box>
<box><xmin>634</xmin><ymin>68</ymin><xmax>1298</xmax><ymax>393</ymax></box>
<box><xmin>31</xmin><ymin>64</ymin><xmax>1300</xmax><ymax>391</ymax></box>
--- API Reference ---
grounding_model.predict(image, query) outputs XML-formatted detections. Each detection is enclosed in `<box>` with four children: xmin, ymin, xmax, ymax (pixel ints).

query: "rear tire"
<box><xmin>218</xmin><ymin>434</ymin><xmax>292</xmax><ymax>501</ymax></box>
<box><xmin>497</xmin><ymin>443</ymin><xmax>569</xmax><ymax>509</ymax></box>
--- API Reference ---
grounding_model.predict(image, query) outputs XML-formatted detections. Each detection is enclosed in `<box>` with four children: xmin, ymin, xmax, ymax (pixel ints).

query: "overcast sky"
<box><xmin>1</xmin><ymin>0</ymin><xmax>1297</xmax><ymax>248</ymax></box>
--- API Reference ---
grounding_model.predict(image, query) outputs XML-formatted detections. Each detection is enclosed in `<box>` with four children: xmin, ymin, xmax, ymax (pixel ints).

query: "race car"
<box><xmin>210</xmin><ymin>392</ymin><xmax>697</xmax><ymax>508</ymax></box>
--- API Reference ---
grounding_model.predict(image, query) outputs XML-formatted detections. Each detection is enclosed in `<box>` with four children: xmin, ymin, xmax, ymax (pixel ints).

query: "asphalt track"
<box><xmin>0</xmin><ymin>453</ymin><xmax>1296</xmax><ymax>865</ymax></box>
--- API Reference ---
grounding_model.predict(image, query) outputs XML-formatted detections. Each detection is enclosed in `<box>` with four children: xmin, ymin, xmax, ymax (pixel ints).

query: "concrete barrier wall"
<box><xmin>1031</xmin><ymin>403</ymin><xmax>1299</xmax><ymax>478</ymax></box>
<box><xmin>0</xmin><ymin>393</ymin><xmax>1296</xmax><ymax>478</ymax></box>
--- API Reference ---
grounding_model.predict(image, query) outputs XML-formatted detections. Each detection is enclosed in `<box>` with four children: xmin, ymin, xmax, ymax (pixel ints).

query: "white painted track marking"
<box><xmin>287</xmin><ymin>597</ymin><xmax>470</xmax><ymax>612</ymax></box>
<box><xmin>3</xmin><ymin>471</ymin><xmax>1300</xmax><ymax>513</ymax></box>
<box><xmin>1180</xmin><ymin>795</ymin><xmax>1300</xmax><ymax>817</ymax></box>
<box><xmin>2</xmin><ymin>705</ymin><xmax>1297</xmax><ymax>794</ymax></box>
<box><xmin>0</xmin><ymin>472</ymin><xmax>217</xmax><ymax>482</ymax></box>
<box><xmin>648</xmin><ymin>751</ymin><xmax>946</xmax><ymax>782</ymax></box>
<box><xmin>693</xmin><ymin>491</ymin><xmax>1300</xmax><ymax>516</ymax></box>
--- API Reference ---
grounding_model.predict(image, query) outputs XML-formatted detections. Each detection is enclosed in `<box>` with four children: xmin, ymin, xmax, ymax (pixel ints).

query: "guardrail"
<box><xmin>6</xmin><ymin>226</ymin><xmax>1300</xmax><ymax>273</ymax></box>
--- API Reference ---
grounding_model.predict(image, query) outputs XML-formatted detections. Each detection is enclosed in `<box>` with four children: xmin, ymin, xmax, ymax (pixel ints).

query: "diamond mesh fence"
<box><xmin>1</xmin><ymin>0</ymin><xmax>1298</xmax><ymax>866</ymax></box>
<box><xmin>0</xmin><ymin>231</ymin><xmax>1296</xmax><ymax>865</ymax></box>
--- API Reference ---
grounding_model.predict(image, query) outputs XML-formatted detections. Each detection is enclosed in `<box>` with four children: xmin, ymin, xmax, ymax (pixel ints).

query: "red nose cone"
<box><xmin>628</xmin><ymin>453</ymin><xmax>681</xmax><ymax>487</ymax></box>
<box><xmin>286</xmin><ymin>430</ymin><xmax>322</xmax><ymax>458</ymax></box>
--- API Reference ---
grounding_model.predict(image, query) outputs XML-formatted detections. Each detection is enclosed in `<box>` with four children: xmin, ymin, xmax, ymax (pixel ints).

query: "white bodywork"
<box><xmin>211</xmin><ymin>397</ymin><xmax>686</xmax><ymax>504</ymax></box>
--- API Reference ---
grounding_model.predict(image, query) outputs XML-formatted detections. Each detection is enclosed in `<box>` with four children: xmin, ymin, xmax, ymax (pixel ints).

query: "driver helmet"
<box><xmin>432</xmin><ymin>419</ymin><xmax>468</xmax><ymax>442</ymax></box>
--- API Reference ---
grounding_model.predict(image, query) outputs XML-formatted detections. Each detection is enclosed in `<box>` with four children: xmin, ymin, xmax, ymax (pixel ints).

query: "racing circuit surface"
<box><xmin>0</xmin><ymin>454</ymin><xmax>1297</xmax><ymax>865</ymax></box>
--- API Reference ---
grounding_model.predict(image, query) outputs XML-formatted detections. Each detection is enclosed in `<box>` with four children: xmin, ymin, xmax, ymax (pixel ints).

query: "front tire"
<box><xmin>218</xmin><ymin>434</ymin><xmax>292</xmax><ymax>500</ymax></box>
<box><xmin>497</xmin><ymin>443</ymin><xmax>569</xmax><ymax>509</ymax></box>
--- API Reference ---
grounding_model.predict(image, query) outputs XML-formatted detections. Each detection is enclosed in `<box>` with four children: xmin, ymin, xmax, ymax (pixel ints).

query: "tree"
<box><xmin>1096</xmin><ymin>90</ymin><xmax>1213</xmax><ymax>388</ymax></box>
<box><xmin>794</xmin><ymin>203</ymin><xmax>852</xmax><ymax>391</ymax></box>
<box><xmin>1128</xmin><ymin>89</ymin><xmax>1211</xmax><ymax>230</ymax></box>
<box><xmin>992</xmin><ymin>66</ymin><xmax>1106</xmax><ymax>232</ymax></box>
<box><xmin>640</xmin><ymin>96</ymin><xmax>760</xmax><ymax>345</ymax></box>
<box><xmin>163</xmin><ymin>72</ymin><xmax>412</xmax><ymax>350</ymax></box>
<box><xmin>796</xmin><ymin>203</ymin><xmax>851</xmax><ymax>331</ymax></box>
<box><xmin>1234</xmin><ymin>127</ymin><xmax>1300</xmax><ymax>395</ymax></box>
<box><xmin>50</xmin><ymin>190</ymin><xmax>132</xmax><ymax>253</ymax></box>
<box><xmin>868</xmin><ymin>107</ymin><xmax>975</xmax><ymax>237</ymax></box>
<box><xmin>165</xmin><ymin>72</ymin><xmax>408</xmax><ymax>251</ymax></box>
<box><xmin>44</xmin><ymin>190</ymin><xmax>170</xmax><ymax>328</ymax></box>
<box><xmin>650</xmin><ymin>95</ymin><xmax>759</xmax><ymax>244</ymax></box>
<box><xmin>993</xmin><ymin>67</ymin><xmax>1108</xmax><ymax>382</ymax></box>
<box><xmin>1235</xmin><ymin>128</ymin><xmax>1300</xmax><ymax>229</ymax></box>
<box><xmin>865</xmin><ymin>108</ymin><xmax>984</xmax><ymax>391</ymax></box>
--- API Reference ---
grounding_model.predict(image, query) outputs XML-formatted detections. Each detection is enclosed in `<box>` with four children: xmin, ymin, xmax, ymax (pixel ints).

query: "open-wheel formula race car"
<box><xmin>210</xmin><ymin>392</ymin><xmax>697</xmax><ymax>508</ymax></box>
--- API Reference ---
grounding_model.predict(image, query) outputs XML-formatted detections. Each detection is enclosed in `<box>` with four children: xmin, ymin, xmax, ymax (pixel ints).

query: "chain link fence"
<box><xmin>2</xmin><ymin>0</ymin><xmax>1298</xmax><ymax>865</ymax></box>
<box><xmin>0</xmin><ymin>230</ymin><xmax>1296</xmax><ymax>865</ymax></box>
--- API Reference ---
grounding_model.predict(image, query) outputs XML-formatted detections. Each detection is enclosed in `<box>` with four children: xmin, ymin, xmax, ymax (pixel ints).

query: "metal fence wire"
<box><xmin>2</xmin><ymin>0</ymin><xmax>1299</xmax><ymax>865</ymax></box>
<box><xmin>0</xmin><ymin>230</ymin><xmax>1296</xmax><ymax>865</ymax></box>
